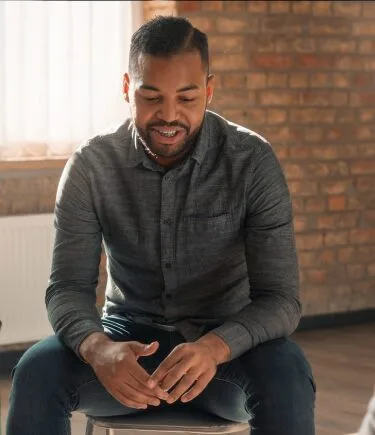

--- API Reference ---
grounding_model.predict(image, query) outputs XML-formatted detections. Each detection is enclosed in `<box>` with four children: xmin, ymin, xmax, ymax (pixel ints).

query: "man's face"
<box><xmin>123</xmin><ymin>52</ymin><xmax>214</xmax><ymax>159</ymax></box>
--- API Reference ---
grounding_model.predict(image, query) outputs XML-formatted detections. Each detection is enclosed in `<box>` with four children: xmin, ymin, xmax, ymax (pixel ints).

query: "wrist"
<box><xmin>197</xmin><ymin>332</ymin><xmax>231</xmax><ymax>364</ymax></box>
<box><xmin>79</xmin><ymin>332</ymin><xmax>112</xmax><ymax>365</ymax></box>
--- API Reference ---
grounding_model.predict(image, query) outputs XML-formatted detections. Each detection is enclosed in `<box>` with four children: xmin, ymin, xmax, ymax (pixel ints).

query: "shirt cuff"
<box><xmin>210</xmin><ymin>321</ymin><xmax>252</xmax><ymax>360</ymax></box>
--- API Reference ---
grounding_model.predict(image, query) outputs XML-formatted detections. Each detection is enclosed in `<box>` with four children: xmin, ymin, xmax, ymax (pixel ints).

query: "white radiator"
<box><xmin>0</xmin><ymin>214</ymin><xmax>55</xmax><ymax>345</ymax></box>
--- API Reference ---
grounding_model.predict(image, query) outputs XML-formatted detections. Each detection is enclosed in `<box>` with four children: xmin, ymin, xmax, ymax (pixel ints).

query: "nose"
<box><xmin>157</xmin><ymin>100</ymin><xmax>179</xmax><ymax>123</ymax></box>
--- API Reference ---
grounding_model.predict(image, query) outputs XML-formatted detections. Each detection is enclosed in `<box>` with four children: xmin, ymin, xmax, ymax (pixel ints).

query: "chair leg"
<box><xmin>85</xmin><ymin>419</ymin><xmax>94</xmax><ymax>435</ymax></box>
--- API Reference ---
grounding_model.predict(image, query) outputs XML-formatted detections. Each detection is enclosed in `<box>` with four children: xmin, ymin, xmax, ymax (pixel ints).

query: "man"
<box><xmin>7</xmin><ymin>16</ymin><xmax>315</xmax><ymax>435</ymax></box>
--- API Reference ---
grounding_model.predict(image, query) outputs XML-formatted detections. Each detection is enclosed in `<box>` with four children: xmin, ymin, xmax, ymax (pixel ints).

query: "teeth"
<box><xmin>157</xmin><ymin>130</ymin><xmax>177</xmax><ymax>137</ymax></box>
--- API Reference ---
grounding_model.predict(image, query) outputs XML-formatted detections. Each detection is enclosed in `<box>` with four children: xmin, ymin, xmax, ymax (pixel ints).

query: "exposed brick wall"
<box><xmin>174</xmin><ymin>0</ymin><xmax>375</xmax><ymax>315</ymax></box>
<box><xmin>1</xmin><ymin>1</ymin><xmax>374</xmax><ymax>317</ymax></box>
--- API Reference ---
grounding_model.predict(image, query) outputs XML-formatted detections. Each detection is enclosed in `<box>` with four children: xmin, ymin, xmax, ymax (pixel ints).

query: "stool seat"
<box><xmin>86</xmin><ymin>407</ymin><xmax>249</xmax><ymax>434</ymax></box>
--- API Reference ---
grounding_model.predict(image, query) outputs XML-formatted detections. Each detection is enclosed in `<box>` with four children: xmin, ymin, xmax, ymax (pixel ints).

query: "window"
<box><xmin>0</xmin><ymin>1</ymin><xmax>141</xmax><ymax>160</ymax></box>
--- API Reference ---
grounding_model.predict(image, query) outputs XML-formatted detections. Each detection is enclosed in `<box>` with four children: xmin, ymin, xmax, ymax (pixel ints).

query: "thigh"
<box><xmin>192</xmin><ymin>338</ymin><xmax>316</xmax><ymax>429</ymax></box>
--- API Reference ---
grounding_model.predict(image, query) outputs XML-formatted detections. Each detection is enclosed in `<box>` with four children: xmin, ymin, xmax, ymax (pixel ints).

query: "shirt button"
<box><xmin>163</xmin><ymin>219</ymin><xmax>172</xmax><ymax>226</ymax></box>
<box><xmin>165</xmin><ymin>293</ymin><xmax>172</xmax><ymax>300</ymax></box>
<box><xmin>165</xmin><ymin>262</ymin><xmax>172</xmax><ymax>269</ymax></box>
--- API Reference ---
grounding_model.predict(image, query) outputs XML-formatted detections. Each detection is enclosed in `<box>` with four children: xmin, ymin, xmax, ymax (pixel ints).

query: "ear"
<box><xmin>206</xmin><ymin>74</ymin><xmax>215</xmax><ymax>105</ymax></box>
<box><xmin>123</xmin><ymin>73</ymin><xmax>130</xmax><ymax>103</ymax></box>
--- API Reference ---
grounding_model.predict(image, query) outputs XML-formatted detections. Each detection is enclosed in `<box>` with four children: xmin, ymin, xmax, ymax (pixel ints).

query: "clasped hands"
<box><xmin>88</xmin><ymin>332</ymin><xmax>230</xmax><ymax>410</ymax></box>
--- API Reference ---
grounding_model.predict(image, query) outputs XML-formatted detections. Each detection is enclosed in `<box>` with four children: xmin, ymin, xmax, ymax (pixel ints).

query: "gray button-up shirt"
<box><xmin>46</xmin><ymin>111</ymin><xmax>300</xmax><ymax>360</ymax></box>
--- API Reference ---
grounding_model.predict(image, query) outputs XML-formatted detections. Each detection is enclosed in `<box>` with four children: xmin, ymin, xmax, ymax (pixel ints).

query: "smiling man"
<box><xmin>7</xmin><ymin>16</ymin><xmax>315</xmax><ymax>435</ymax></box>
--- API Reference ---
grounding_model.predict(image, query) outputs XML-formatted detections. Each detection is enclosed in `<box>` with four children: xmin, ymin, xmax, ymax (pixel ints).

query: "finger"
<box><xmin>166</xmin><ymin>372</ymin><xmax>200</xmax><ymax>404</ymax></box>
<box><xmin>150</xmin><ymin>349</ymin><xmax>184</xmax><ymax>386</ymax></box>
<box><xmin>111</xmin><ymin>386</ymin><xmax>148</xmax><ymax>410</ymax></box>
<box><xmin>115</xmin><ymin>382</ymin><xmax>161</xmax><ymax>407</ymax></box>
<box><xmin>128</xmin><ymin>359</ymin><xmax>157</xmax><ymax>388</ymax></box>
<box><xmin>159</xmin><ymin>361</ymin><xmax>192</xmax><ymax>392</ymax></box>
<box><xmin>180</xmin><ymin>373</ymin><xmax>213</xmax><ymax>402</ymax></box>
<box><xmin>127</xmin><ymin>371</ymin><xmax>170</xmax><ymax>402</ymax></box>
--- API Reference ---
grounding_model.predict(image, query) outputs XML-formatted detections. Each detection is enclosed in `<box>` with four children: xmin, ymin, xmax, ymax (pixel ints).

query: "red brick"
<box><xmin>353</xmin><ymin>21</ymin><xmax>375</xmax><ymax>36</ymax></box>
<box><xmin>316</xmin><ymin>213</ymin><xmax>358</xmax><ymax>230</ymax></box>
<box><xmin>246</xmin><ymin>72</ymin><xmax>267</xmax><ymax>89</ymax></box>
<box><xmin>289</xmin><ymin>145</ymin><xmax>312</xmax><ymax>159</ymax></box>
<box><xmin>212</xmin><ymin>54</ymin><xmax>248</xmax><ymax>71</ymax></box>
<box><xmin>355</xmin><ymin>126</ymin><xmax>374</xmax><ymax>141</ymax></box>
<box><xmin>216</xmin><ymin>17</ymin><xmax>259</xmax><ymax>33</ymax></box>
<box><xmin>311</xmin><ymin>144</ymin><xmax>357</xmax><ymax>160</ymax></box>
<box><xmin>296</xmin><ymin>233</ymin><xmax>324</xmax><ymax>250</ymax></box>
<box><xmin>363</xmin><ymin>211</ymin><xmax>375</xmax><ymax>226</ymax></box>
<box><xmin>306</xmin><ymin>269</ymin><xmax>329</xmax><ymax>285</ymax></box>
<box><xmin>295</xmin><ymin>54</ymin><xmax>334</xmax><ymax>69</ymax></box>
<box><xmin>363</xmin><ymin>58</ymin><xmax>375</xmax><ymax>71</ymax></box>
<box><xmin>358</xmin><ymin>40</ymin><xmax>375</xmax><ymax>54</ymax></box>
<box><xmin>356</xmin><ymin>246</ymin><xmax>375</xmax><ymax>262</ymax></box>
<box><xmin>188</xmin><ymin>16</ymin><xmax>214</xmax><ymax>32</ymax></box>
<box><xmin>291</xmin><ymin>1</ymin><xmax>311</xmax><ymax>14</ymax></box>
<box><xmin>247</xmin><ymin>35</ymin><xmax>276</xmax><ymax>53</ymax></box>
<box><xmin>290</xmin><ymin>108</ymin><xmax>336</xmax><ymax>124</ymax></box>
<box><xmin>178</xmin><ymin>1</ymin><xmax>201</xmax><ymax>13</ymax></box>
<box><xmin>352</xmin><ymin>73</ymin><xmax>375</xmax><ymax>87</ymax></box>
<box><xmin>358</xmin><ymin>143</ymin><xmax>375</xmax><ymax>158</ymax></box>
<box><xmin>357</xmin><ymin>177</ymin><xmax>375</xmax><ymax>192</ymax></box>
<box><xmin>304</xmin><ymin>127</ymin><xmax>325</xmax><ymax>142</ymax></box>
<box><xmin>201</xmin><ymin>1</ymin><xmax>223</xmax><ymax>11</ymax></box>
<box><xmin>267</xmin><ymin>72</ymin><xmax>288</xmax><ymax>88</ymax></box>
<box><xmin>214</xmin><ymin>90</ymin><xmax>255</xmax><ymax>107</ymax></box>
<box><xmin>328</xmin><ymin>195</ymin><xmax>346</xmax><ymax>211</ymax></box>
<box><xmin>350</xmin><ymin>229</ymin><xmax>375</xmax><ymax>245</ymax></box>
<box><xmin>324</xmin><ymin>231</ymin><xmax>348</xmax><ymax>247</ymax></box>
<box><xmin>347</xmin><ymin>195</ymin><xmax>366</xmax><ymax>211</ymax></box>
<box><xmin>309</xmin><ymin>19</ymin><xmax>351</xmax><ymax>35</ymax></box>
<box><xmin>359</xmin><ymin>109</ymin><xmax>375</xmax><ymax>123</ymax></box>
<box><xmin>350</xmin><ymin>92</ymin><xmax>375</xmax><ymax>107</ymax></box>
<box><xmin>294</xmin><ymin>215</ymin><xmax>311</xmax><ymax>232</ymax></box>
<box><xmin>332</xmin><ymin>73</ymin><xmax>351</xmax><ymax>88</ymax></box>
<box><xmin>299</xmin><ymin>90</ymin><xmax>348</xmax><ymax>107</ymax></box>
<box><xmin>222</xmin><ymin>110</ymin><xmax>248</xmax><ymax>126</ymax></box>
<box><xmin>312</xmin><ymin>1</ymin><xmax>332</xmax><ymax>15</ymax></box>
<box><xmin>333</xmin><ymin>1</ymin><xmax>362</xmax><ymax>17</ymax></box>
<box><xmin>209</xmin><ymin>36</ymin><xmax>246</xmax><ymax>53</ymax></box>
<box><xmin>224</xmin><ymin>1</ymin><xmax>246</xmax><ymax>12</ymax></box>
<box><xmin>259</xmin><ymin>90</ymin><xmax>299</xmax><ymax>106</ymax></box>
<box><xmin>338</xmin><ymin>247</ymin><xmax>356</xmax><ymax>263</ymax></box>
<box><xmin>293</xmin><ymin>198</ymin><xmax>305</xmax><ymax>213</ymax></box>
<box><xmin>222</xmin><ymin>73</ymin><xmax>247</xmax><ymax>89</ymax></box>
<box><xmin>290</xmin><ymin>72</ymin><xmax>309</xmax><ymax>88</ymax></box>
<box><xmin>363</xmin><ymin>2</ymin><xmax>375</xmax><ymax>17</ymax></box>
<box><xmin>269</xmin><ymin>1</ymin><xmax>290</xmax><ymax>13</ymax></box>
<box><xmin>318</xmin><ymin>38</ymin><xmax>356</xmax><ymax>53</ymax></box>
<box><xmin>275</xmin><ymin>37</ymin><xmax>316</xmax><ymax>54</ymax></box>
<box><xmin>267</xmin><ymin>108</ymin><xmax>287</xmax><ymax>125</ymax></box>
<box><xmin>252</xmin><ymin>54</ymin><xmax>293</xmax><ymax>69</ymax></box>
<box><xmin>368</xmin><ymin>264</ymin><xmax>375</xmax><ymax>277</ymax></box>
<box><xmin>289</xmin><ymin>181</ymin><xmax>318</xmax><ymax>196</ymax></box>
<box><xmin>351</xmin><ymin>160</ymin><xmax>375</xmax><ymax>175</ymax></box>
<box><xmin>347</xmin><ymin>264</ymin><xmax>366</xmax><ymax>280</ymax></box>
<box><xmin>284</xmin><ymin>163</ymin><xmax>304</xmax><ymax>180</ymax></box>
<box><xmin>304</xmin><ymin>198</ymin><xmax>326</xmax><ymax>213</ymax></box>
<box><xmin>247</xmin><ymin>1</ymin><xmax>268</xmax><ymax>13</ymax></box>
<box><xmin>261</xmin><ymin>16</ymin><xmax>304</xmax><ymax>35</ymax></box>
<box><xmin>336</xmin><ymin>108</ymin><xmax>357</xmax><ymax>124</ymax></box>
<box><xmin>320</xmin><ymin>179</ymin><xmax>354</xmax><ymax>195</ymax></box>
<box><xmin>246</xmin><ymin>109</ymin><xmax>267</xmax><ymax>124</ymax></box>
<box><xmin>310</xmin><ymin>73</ymin><xmax>331</xmax><ymax>88</ymax></box>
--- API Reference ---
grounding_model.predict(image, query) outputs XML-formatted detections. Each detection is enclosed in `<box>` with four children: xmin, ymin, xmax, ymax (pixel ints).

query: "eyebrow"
<box><xmin>139</xmin><ymin>84</ymin><xmax>200</xmax><ymax>92</ymax></box>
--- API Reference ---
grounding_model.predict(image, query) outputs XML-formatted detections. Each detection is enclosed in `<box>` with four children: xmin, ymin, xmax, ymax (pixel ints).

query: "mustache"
<box><xmin>147</xmin><ymin>121</ymin><xmax>189</xmax><ymax>130</ymax></box>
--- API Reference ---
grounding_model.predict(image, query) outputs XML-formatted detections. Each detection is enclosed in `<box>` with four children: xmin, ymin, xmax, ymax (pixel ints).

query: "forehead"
<box><xmin>132</xmin><ymin>52</ymin><xmax>207</xmax><ymax>90</ymax></box>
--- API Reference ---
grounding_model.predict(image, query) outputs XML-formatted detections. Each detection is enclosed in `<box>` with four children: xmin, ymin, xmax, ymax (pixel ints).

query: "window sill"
<box><xmin>0</xmin><ymin>158</ymin><xmax>67</xmax><ymax>172</ymax></box>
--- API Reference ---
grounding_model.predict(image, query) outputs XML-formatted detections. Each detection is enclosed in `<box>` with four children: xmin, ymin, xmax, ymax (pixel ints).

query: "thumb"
<box><xmin>131</xmin><ymin>341</ymin><xmax>159</xmax><ymax>357</ymax></box>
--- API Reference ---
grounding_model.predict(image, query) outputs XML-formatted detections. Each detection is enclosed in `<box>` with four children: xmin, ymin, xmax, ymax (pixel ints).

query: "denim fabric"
<box><xmin>7</xmin><ymin>315</ymin><xmax>315</xmax><ymax>435</ymax></box>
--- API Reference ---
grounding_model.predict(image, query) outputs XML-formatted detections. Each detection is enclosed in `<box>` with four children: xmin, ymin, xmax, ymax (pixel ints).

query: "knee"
<box><xmin>12</xmin><ymin>335</ymin><xmax>78</xmax><ymax>391</ymax></box>
<box><xmin>246</xmin><ymin>339</ymin><xmax>316</xmax><ymax>414</ymax></box>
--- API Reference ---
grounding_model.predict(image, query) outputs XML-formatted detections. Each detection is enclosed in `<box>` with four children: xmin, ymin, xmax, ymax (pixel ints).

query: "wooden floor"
<box><xmin>1</xmin><ymin>322</ymin><xmax>375</xmax><ymax>435</ymax></box>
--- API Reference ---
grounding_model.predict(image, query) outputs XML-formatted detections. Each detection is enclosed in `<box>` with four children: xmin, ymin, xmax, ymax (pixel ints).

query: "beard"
<box><xmin>135</xmin><ymin>120</ymin><xmax>203</xmax><ymax>159</ymax></box>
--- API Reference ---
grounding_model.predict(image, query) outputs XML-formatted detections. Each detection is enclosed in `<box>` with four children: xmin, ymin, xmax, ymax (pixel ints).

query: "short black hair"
<box><xmin>129</xmin><ymin>16</ymin><xmax>209</xmax><ymax>75</ymax></box>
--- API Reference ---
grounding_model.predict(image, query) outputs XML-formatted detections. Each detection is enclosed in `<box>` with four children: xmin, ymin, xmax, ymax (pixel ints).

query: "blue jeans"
<box><xmin>6</xmin><ymin>315</ymin><xmax>315</xmax><ymax>434</ymax></box>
